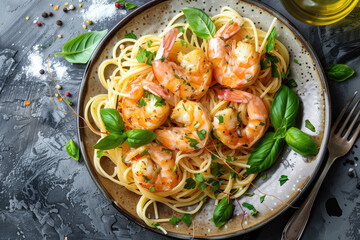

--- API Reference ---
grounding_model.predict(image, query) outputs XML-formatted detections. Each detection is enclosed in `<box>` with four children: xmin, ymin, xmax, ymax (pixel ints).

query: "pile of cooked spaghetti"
<box><xmin>84</xmin><ymin>6</ymin><xmax>289</xmax><ymax>231</ymax></box>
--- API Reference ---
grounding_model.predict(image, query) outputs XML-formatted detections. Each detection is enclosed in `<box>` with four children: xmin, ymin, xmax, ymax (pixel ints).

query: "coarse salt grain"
<box><xmin>81</xmin><ymin>0</ymin><xmax>125</xmax><ymax>22</ymax></box>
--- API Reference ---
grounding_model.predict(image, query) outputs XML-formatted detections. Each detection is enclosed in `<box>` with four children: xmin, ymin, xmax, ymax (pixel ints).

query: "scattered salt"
<box><xmin>81</xmin><ymin>0</ymin><xmax>126</xmax><ymax>22</ymax></box>
<box><xmin>23</xmin><ymin>45</ymin><xmax>70</xmax><ymax>82</ymax></box>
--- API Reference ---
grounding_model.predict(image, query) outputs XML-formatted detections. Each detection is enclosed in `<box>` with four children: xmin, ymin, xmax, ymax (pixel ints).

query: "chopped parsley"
<box><xmin>196</xmin><ymin>129</ymin><xmax>206</xmax><ymax>141</ymax></box>
<box><xmin>172</xmin><ymin>165</ymin><xmax>178</xmax><ymax>173</ymax></box>
<box><xmin>305</xmin><ymin>120</ymin><xmax>316</xmax><ymax>132</ymax></box>
<box><xmin>184</xmin><ymin>178</ymin><xmax>196</xmax><ymax>189</ymax></box>
<box><xmin>185</xmin><ymin>136</ymin><xmax>199</xmax><ymax>149</ymax></box>
<box><xmin>136</xmin><ymin>47</ymin><xmax>155</xmax><ymax>65</ymax></box>
<box><xmin>139</xmin><ymin>150</ymin><xmax>150</xmax><ymax>156</ymax></box>
<box><xmin>294</xmin><ymin>59</ymin><xmax>299</xmax><ymax>64</ymax></box>
<box><xmin>179</xmin><ymin>27</ymin><xmax>185</xmax><ymax>33</ymax></box>
<box><xmin>138</xmin><ymin>97</ymin><xmax>146</xmax><ymax>107</ymax></box>
<box><xmin>169</xmin><ymin>216</ymin><xmax>181</xmax><ymax>225</ymax></box>
<box><xmin>193</xmin><ymin>121</ymin><xmax>200</xmax><ymax>128</ymax></box>
<box><xmin>242</xmin><ymin>202</ymin><xmax>258</xmax><ymax>216</ymax></box>
<box><xmin>259</xmin><ymin>122</ymin><xmax>265</xmax><ymax>126</ymax></box>
<box><xmin>260</xmin><ymin>195</ymin><xmax>265</xmax><ymax>203</ymax></box>
<box><xmin>194</xmin><ymin>173</ymin><xmax>204</xmax><ymax>182</ymax></box>
<box><xmin>161</xmin><ymin>148</ymin><xmax>171</xmax><ymax>154</ymax></box>
<box><xmin>181</xmin><ymin>213</ymin><xmax>191</xmax><ymax>227</ymax></box>
<box><xmin>174</xmin><ymin>73</ymin><xmax>180</xmax><ymax>79</ymax></box>
<box><xmin>125</xmin><ymin>32</ymin><xmax>137</xmax><ymax>39</ymax></box>
<box><xmin>279</xmin><ymin>175</ymin><xmax>289</xmax><ymax>186</ymax></box>
<box><xmin>246</xmin><ymin>35</ymin><xmax>253</xmax><ymax>40</ymax></box>
<box><xmin>216</xmin><ymin>115</ymin><xmax>224</xmax><ymax>124</ymax></box>
<box><xmin>245</xmin><ymin>75</ymin><xmax>252</xmax><ymax>82</ymax></box>
<box><xmin>150</xmin><ymin>186</ymin><xmax>155</xmax><ymax>192</ymax></box>
<box><xmin>155</xmin><ymin>139</ymin><xmax>162</xmax><ymax>145</ymax></box>
<box><xmin>210</xmin><ymin>162</ymin><xmax>225</xmax><ymax>177</ymax></box>
<box><xmin>261</xmin><ymin>173</ymin><xmax>267</xmax><ymax>180</ymax></box>
<box><xmin>143</xmin><ymin>175</ymin><xmax>153</xmax><ymax>183</ymax></box>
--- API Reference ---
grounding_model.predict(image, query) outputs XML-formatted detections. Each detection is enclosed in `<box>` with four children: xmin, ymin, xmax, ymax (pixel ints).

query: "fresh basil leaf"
<box><xmin>100</xmin><ymin>108</ymin><xmax>125</xmax><ymax>133</ymax></box>
<box><xmin>55</xmin><ymin>30</ymin><xmax>108</xmax><ymax>64</ymax></box>
<box><xmin>270</xmin><ymin>85</ymin><xmax>299</xmax><ymax>130</ymax></box>
<box><xmin>184</xmin><ymin>178</ymin><xmax>196</xmax><ymax>189</ymax></box>
<box><xmin>212</xmin><ymin>196</ymin><xmax>234</xmax><ymax>227</ymax></box>
<box><xmin>182</xmin><ymin>7</ymin><xmax>216</xmax><ymax>40</ymax></box>
<box><xmin>93</xmin><ymin>133</ymin><xmax>126</xmax><ymax>150</ymax></box>
<box><xmin>266</xmin><ymin>27</ymin><xmax>276</xmax><ymax>53</ymax></box>
<box><xmin>169</xmin><ymin>216</ymin><xmax>180</xmax><ymax>225</ymax></box>
<box><xmin>66</xmin><ymin>139</ymin><xmax>79</xmax><ymax>161</ymax></box>
<box><xmin>125</xmin><ymin>32</ymin><xmax>137</xmax><ymax>39</ymax></box>
<box><xmin>125</xmin><ymin>2</ymin><xmax>137</xmax><ymax>9</ymax></box>
<box><xmin>285</xmin><ymin>127</ymin><xmax>318</xmax><ymax>155</ymax></box>
<box><xmin>181</xmin><ymin>213</ymin><xmax>191</xmax><ymax>227</ymax></box>
<box><xmin>126</xmin><ymin>129</ymin><xmax>156</xmax><ymax>148</ymax></box>
<box><xmin>305</xmin><ymin>120</ymin><xmax>316</xmax><ymax>132</ymax></box>
<box><xmin>325</xmin><ymin>64</ymin><xmax>354</xmax><ymax>82</ymax></box>
<box><xmin>260</xmin><ymin>195</ymin><xmax>265</xmax><ymax>203</ymax></box>
<box><xmin>242</xmin><ymin>202</ymin><xmax>258</xmax><ymax>216</ymax></box>
<box><xmin>279</xmin><ymin>175</ymin><xmax>289</xmax><ymax>186</ymax></box>
<box><xmin>273</xmin><ymin>125</ymin><xmax>287</xmax><ymax>139</ymax></box>
<box><xmin>247</xmin><ymin>132</ymin><xmax>284</xmax><ymax>174</ymax></box>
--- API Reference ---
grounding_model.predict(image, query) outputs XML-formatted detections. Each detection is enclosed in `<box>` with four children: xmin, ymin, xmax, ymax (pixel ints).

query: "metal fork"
<box><xmin>282</xmin><ymin>91</ymin><xmax>360</xmax><ymax>240</ymax></box>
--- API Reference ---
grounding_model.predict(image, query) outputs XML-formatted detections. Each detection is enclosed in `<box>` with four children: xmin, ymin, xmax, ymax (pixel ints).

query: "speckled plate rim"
<box><xmin>77</xmin><ymin>0</ymin><xmax>331</xmax><ymax>239</ymax></box>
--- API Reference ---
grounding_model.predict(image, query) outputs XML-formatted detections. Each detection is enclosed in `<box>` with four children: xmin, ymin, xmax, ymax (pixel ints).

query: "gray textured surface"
<box><xmin>0</xmin><ymin>0</ymin><xmax>359</xmax><ymax>239</ymax></box>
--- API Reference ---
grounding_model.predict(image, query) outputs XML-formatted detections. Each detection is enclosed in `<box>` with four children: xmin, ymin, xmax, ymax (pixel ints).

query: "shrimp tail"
<box><xmin>214</xmin><ymin>17</ymin><xmax>245</xmax><ymax>39</ymax></box>
<box><xmin>217</xmin><ymin>89</ymin><xmax>252</xmax><ymax>103</ymax></box>
<box><xmin>155</xmin><ymin>28</ymin><xmax>178</xmax><ymax>60</ymax></box>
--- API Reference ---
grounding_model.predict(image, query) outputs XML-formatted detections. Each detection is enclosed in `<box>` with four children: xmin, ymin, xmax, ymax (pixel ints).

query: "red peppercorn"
<box><xmin>63</xmin><ymin>8</ymin><xmax>68</xmax><ymax>12</ymax></box>
<box><xmin>115</xmin><ymin>2</ymin><xmax>120</xmax><ymax>8</ymax></box>
<box><xmin>37</xmin><ymin>22</ymin><xmax>41</xmax><ymax>27</ymax></box>
<box><xmin>66</xmin><ymin>92</ymin><xmax>71</xmax><ymax>97</ymax></box>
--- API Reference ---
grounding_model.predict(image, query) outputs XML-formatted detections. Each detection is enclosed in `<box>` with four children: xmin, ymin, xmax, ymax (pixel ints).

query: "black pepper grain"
<box><xmin>119</xmin><ymin>3</ymin><xmax>125</xmax><ymax>9</ymax></box>
<box><xmin>42</xmin><ymin>12</ymin><xmax>48</xmax><ymax>18</ymax></box>
<box><xmin>56</xmin><ymin>20</ymin><xmax>63</xmax><ymax>26</ymax></box>
<box><xmin>356</xmin><ymin>183</ymin><xmax>360</xmax><ymax>190</ymax></box>
<box><xmin>63</xmin><ymin>8</ymin><xmax>68</xmax><ymax>13</ymax></box>
<box><xmin>39</xmin><ymin>69</ymin><xmax>45</xmax><ymax>74</ymax></box>
<box><xmin>48</xmin><ymin>12</ymin><xmax>53</xmax><ymax>16</ymax></box>
<box><xmin>348</xmin><ymin>170</ymin><xmax>354</xmax><ymax>178</ymax></box>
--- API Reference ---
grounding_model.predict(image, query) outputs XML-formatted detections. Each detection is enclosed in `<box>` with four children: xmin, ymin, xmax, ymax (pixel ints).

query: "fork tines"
<box><xmin>332</xmin><ymin>91</ymin><xmax>360</xmax><ymax>143</ymax></box>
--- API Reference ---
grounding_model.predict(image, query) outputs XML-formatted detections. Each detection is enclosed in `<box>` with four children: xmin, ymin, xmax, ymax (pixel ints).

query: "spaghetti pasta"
<box><xmin>84</xmin><ymin>7</ymin><xmax>289</xmax><ymax>230</ymax></box>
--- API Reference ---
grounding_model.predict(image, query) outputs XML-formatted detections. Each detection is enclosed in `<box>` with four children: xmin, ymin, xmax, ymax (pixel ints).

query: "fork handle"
<box><xmin>282</xmin><ymin>154</ymin><xmax>336</xmax><ymax>240</ymax></box>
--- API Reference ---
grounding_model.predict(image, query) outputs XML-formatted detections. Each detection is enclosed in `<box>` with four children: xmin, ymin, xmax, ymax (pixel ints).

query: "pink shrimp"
<box><xmin>152</xmin><ymin>28</ymin><xmax>212</xmax><ymax>100</ymax></box>
<box><xmin>213</xmin><ymin>89</ymin><xmax>268</xmax><ymax>149</ymax></box>
<box><xmin>208</xmin><ymin>18</ymin><xmax>260</xmax><ymax>88</ymax></box>
<box><xmin>129</xmin><ymin>143</ymin><xmax>178</xmax><ymax>192</ymax></box>
<box><xmin>120</xmin><ymin>74</ymin><xmax>170</xmax><ymax>130</ymax></box>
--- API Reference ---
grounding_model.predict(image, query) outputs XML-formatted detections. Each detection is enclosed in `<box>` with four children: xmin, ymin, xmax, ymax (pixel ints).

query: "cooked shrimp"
<box><xmin>120</xmin><ymin>75</ymin><xmax>170</xmax><ymax>130</ymax></box>
<box><xmin>208</xmin><ymin>18</ymin><xmax>260</xmax><ymax>88</ymax></box>
<box><xmin>129</xmin><ymin>143</ymin><xmax>178</xmax><ymax>192</ymax></box>
<box><xmin>155</xmin><ymin>100</ymin><xmax>211</xmax><ymax>152</ymax></box>
<box><xmin>152</xmin><ymin>28</ymin><xmax>212</xmax><ymax>100</ymax></box>
<box><xmin>213</xmin><ymin>89</ymin><xmax>268</xmax><ymax>149</ymax></box>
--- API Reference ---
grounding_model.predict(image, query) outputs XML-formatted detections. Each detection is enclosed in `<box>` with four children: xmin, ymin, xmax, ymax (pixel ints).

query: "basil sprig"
<box><xmin>55</xmin><ymin>30</ymin><xmax>108</xmax><ymax>64</ymax></box>
<box><xmin>270</xmin><ymin>85</ymin><xmax>299</xmax><ymax>130</ymax></box>
<box><xmin>247</xmin><ymin>85</ymin><xmax>318</xmax><ymax>174</ymax></box>
<box><xmin>93</xmin><ymin>109</ymin><xmax>156</xmax><ymax>150</ymax></box>
<box><xmin>212</xmin><ymin>196</ymin><xmax>234</xmax><ymax>227</ymax></box>
<box><xmin>325</xmin><ymin>64</ymin><xmax>354</xmax><ymax>82</ymax></box>
<box><xmin>285</xmin><ymin>127</ymin><xmax>319</xmax><ymax>155</ymax></box>
<box><xmin>182</xmin><ymin>7</ymin><xmax>216</xmax><ymax>40</ymax></box>
<box><xmin>247</xmin><ymin>133</ymin><xmax>284</xmax><ymax>174</ymax></box>
<box><xmin>66</xmin><ymin>139</ymin><xmax>79</xmax><ymax>161</ymax></box>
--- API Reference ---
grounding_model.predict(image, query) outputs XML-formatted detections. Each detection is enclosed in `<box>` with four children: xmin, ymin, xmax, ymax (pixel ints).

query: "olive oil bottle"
<box><xmin>281</xmin><ymin>0</ymin><xmax>359</xmax><ymax>25</ymax></box>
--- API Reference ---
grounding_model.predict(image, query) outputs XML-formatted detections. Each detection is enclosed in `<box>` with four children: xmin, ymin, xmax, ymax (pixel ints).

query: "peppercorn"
<box><xmin>115</xmin><ymin>2</ymin><xmax>120</xmax><ymax>8</ymax></box>
<box><xmin>56</xmin><ymin>20</ymin><xmax>63</xmax><ymax>26</ymax></box>
<box><xmin>39</xmin><ymin>69</ymin><xmax>45</xmax><ymax>74</ymax></box>
<box><xmin>56</xmin><ymin>84</ymin><xmax>62</xmax><ymax>90</ymax></box>
<box><xmin>48</xmin><ymin>12</ymin><xmax>53</xmax><ymax>16</ymax></box>
<box><xmin>348</xmin><ymin>168</ymin><xmax>354</xmax><ymax>178</ymax></box>
<box><xmin>42</xmin><ymin>12</ymin><xmax>48</xmax><ymax>18</ymax></box>
<box><xmin>69</xmin><ymin>5</ymin><xmax>75</xmax><ymax>10</ymax></box>
<box><xmin>26</xmin><ymin>16</ymin><xmax>30</xmax><ymax>20</ymax></box>
<box><xmin>79</xmin><ymin>4</ymin><xmax>82</xmax><ymax>8</ymax></box>
<box><xmin>63</xmin><ymin>8</ymin><xmax>68</xmax><ymax>13</ymax></box>
<box><xmin>58</xmin><ymin>34</ymin><xmax>63</xmax><ymax>38</ymax></box>
<box><xmin>83</xmin><ymin>24</ymin><xmax>87</xmax><ymax>29</ymax></box>
<box><xmin>66</xmin><ymin>92</ymin><xmax>71</xmax><ymax>97</ymax></box>
<box><xmin>86</xmin><ymin>20</ymin><xmax>92</xmax><ymax>25</ymax></box>
<box><xmin>65</xmin><ymin>2</ymin><xmax>69</xmax><ymax>6</ymax></box>
<box><xmin>119</xmin><ymin>3</ymin><xmax>125</xmax><ymax>9</ymax></box>
<box><xmin>37</xmin><ymin>22</ymin><xmax>41</xmax><ymax>27</ymax></box>
<box><xmin>356</xmin><ymin>182</ymin><xmax>360</xmax><ymax>190</ymax></box>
